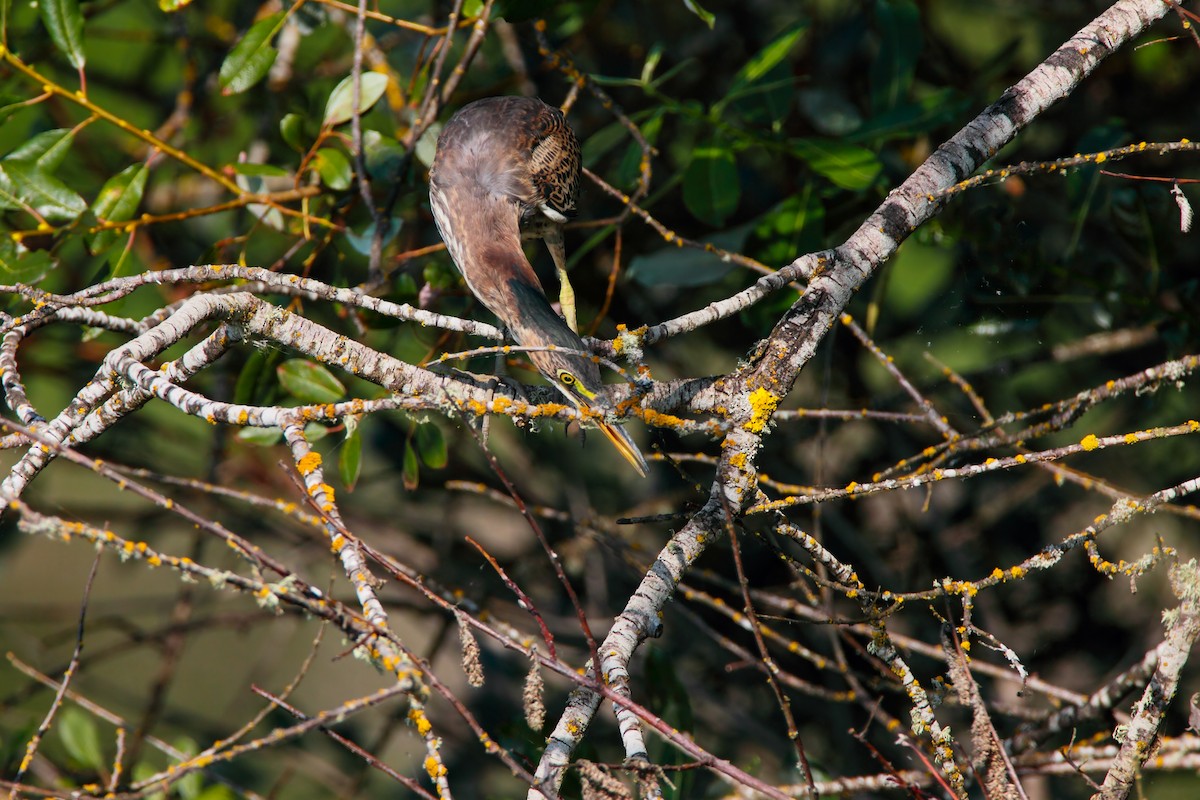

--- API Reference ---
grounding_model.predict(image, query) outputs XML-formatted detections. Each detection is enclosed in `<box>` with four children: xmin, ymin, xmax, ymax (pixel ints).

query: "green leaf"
<box><xmin>234</xmin><ymin>348</ymin><xmax>277</xmax><ymax>405</ymax></box>
<box><xmin>789</xmin><ymin>138</ymin><xmax>881</xmax><ymax>191</ymax></box>
<box><xmin>402</xmin><ymin>440</ymin><xmax>419</xmax><ymax>491</ymax></box>
<box><xmin>870</xmin><ymin>0</ymin><xmax>921</xmax><ymax>114</ymax></box>
<box><xmin>413</xmin><ymin>123</ymin><xmax>441</xmax><ymax>169</ymax></box>
<box><xmin>323</xmin><ymin>72</ymin><xmax>389</xmax><ymax>127</ymax></box>
<box><xmin>103</xmin><ymin>234</ymin><xmax>141</xmax><ymax>280</ymax></box>
<box><xmin>628</xmin><ymin>223</ymin><xmax>752</xmax><ymax>288</ymax></box>
<box><xmin>230</xmin><ymin>162</ymin><xmax>289</xmax><ymax>177</ymax></box>
<box><xmin>58</xmin><ymin>707</ymin><xmax>104</xmax><ymax>770</ymax></box>
<box><xmin>338</xmin><ymin>422</ymin><xmax>362</xmax><ymax>489</ymax></box>
<box><xmin>314</xmin><ymin>147</ymin><xmax>352</xmax><ymax>191</ymax></box>
<box><xmin>0</xmin><ymin>161</ymin><xmax>87</xmax><ymax>221</ymax></box>
<box><xmin>218</xmin><ymin>13</ymin><xmax>283</xmax><ymax>95</ymax></box>
<box><xmin>159</xmin><ymin>0</ymin><xmax>195</xmax><ymax>10</ymax></box>
<box><xmin>848</xmin><ymin>88</ymin><xmax>968</xmax><ymax>144</ymax></box>
<box><xmin>883</xmin><ymin>238</ymin><xmax>955</xmax><ymax>318</ymax></box>
<box><xmin>683</xmin><ymin>143</ymin><xmax>739</xmax><ymax>226</ymax></box>
<box><xmin>0</xmin><ymin>237</ymin><xmax>55</xmax><ymax>284</ymax></box>
<box><xmin>365</xmin><ymin>131</ymin><xmax>407</xmax><ymax>181</ymax></box>
<box><xmin>87</xmin><ymin>164</ymin><xmax>148</xmax><ymax>253</ymax></box>
<box><xmin>237</xmin><ymin>427</ymin><xmax>282</xmax><ymax>446</ymax></box>
<box><xmin>682</xmin><ymin>0</ymin><xmax>714</xmax><ymax>28</ymax></box>
<box><xmin>39</xmin><ymin>0</ymin><xmax>86</xmax><ymax>70</ymax></box>
<box><xmin>5</xmin><ymin>129</ymin><xmax>75</xmax><ymax>171</ymax></box>
<box><xmin>752</xmin><ymin>187</ymin><xmax>825</xmax><ymax>266</ymax></box>
<box><xmin>344</xmin><ymin>218</ymin><xmax>401</xmax><ymax>255</ymax></box>
<box><xmin>280</xmin><ymin>113</ymin><xmax>306</xmax><ymax>151</ymax></box>
<box><xmin>724</xmin><ymin>22</ymin><xmax>807</xmax><ymax>102</ymax></box>
<box><xmin>615</xmin><ymin>113</ymin><xmax>663</xmax><ymax>188</ymax></box>
<box><xmin>277</xmin><ymin>359</ymin><xmax>345</xmax><ymax>404</ymax></box>
<box><xmin>415</xmin><ymin>423</ymin><xmax>447</xmax><ymax>469</ymax></box>
<box><xmin>581</xmin><ymin>120</ymin><xmax>631</xmax><ymax>168</ymax></box>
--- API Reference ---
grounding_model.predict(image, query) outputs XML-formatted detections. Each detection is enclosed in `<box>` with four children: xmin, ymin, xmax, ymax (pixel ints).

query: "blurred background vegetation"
<box><xmin>1</xmin><ymin>0</ymin><xmax>1198</xmax><ymax>798</ymax></box>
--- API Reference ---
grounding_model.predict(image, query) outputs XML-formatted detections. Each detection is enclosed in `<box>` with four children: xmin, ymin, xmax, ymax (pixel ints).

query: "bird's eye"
<box><xmin>558</xmin><ymin>370</ymin><xmax>576</xmax><ymax>386</ymax></box>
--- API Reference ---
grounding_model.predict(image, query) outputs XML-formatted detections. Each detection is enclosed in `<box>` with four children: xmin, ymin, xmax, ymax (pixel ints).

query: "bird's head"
<box><xmin>513</xmin><ymin>295</ymin><xmax>649</xmax><ymax>477</ymax></box>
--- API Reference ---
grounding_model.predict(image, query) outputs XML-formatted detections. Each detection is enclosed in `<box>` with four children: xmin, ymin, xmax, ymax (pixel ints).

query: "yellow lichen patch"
<box><xmin>531</xmin><ymin>402</ymin><xmax>569</xmax><ymax>418</ymax></box>
<box><xmin>408</xmin><ymin>708</ymin><xmax>433</xmax><ymax>736</ymax></box>
<box><xmin>1188</xmin><ymin>420</ymin><xmax>1200</xmax><ymax>432</ymax></box>
<box><xmin>297</xmin><ymin>452</ymin><xmax>322</xmax><ymax>475</ymax></box>
<box><xmin>639</xmin><ymin>408</ymin><xmax>691</xmax><ymax>430</ymax></box>
<box><xmin>1080</xmin><ymin>434</ymin><xmax>1100</xmax><ymax>451</ymax></box>
<box><xmin>424</xmin><ymin>756</ymin><xmax>446</xmax><ymax>779</ymax></box>
<box><xmin>744</xmin><ymin>387</ymin><xmax>779</xmax><ymax>433</ymax></box>
<box><xmin>729</xmin><ymin>452</ymin><xmax>746</xmax><ymax>469</ymax></box>
<box><xmin>1124</xmin><ymin>433</ymin><xmax>1139</xmax><ymax>444</ymax></box>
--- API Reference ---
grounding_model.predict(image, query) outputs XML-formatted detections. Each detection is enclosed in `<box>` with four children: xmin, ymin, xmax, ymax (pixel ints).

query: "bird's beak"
<box><xmin>555</xmin><ymin>384</ymin><xmax>650</xmax><ymax>477</ymax></box>
<box><xmin>596</xmin><ymin>419</ymin><xmax>649</xmax><ymax>477</ymax></box>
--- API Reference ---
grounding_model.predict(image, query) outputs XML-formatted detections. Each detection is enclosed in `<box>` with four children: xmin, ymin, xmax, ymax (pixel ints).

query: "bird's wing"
<box><xmin>527</xmin><ymin>104</ymin><xmax>580</xmax><ymax>221</ymax></box>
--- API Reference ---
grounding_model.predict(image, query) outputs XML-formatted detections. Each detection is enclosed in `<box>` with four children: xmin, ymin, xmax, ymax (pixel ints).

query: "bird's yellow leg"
<box><xmin>543</xmin><ymin>228</ymin><xmax>578</xmax><ymax>333</ymax></box>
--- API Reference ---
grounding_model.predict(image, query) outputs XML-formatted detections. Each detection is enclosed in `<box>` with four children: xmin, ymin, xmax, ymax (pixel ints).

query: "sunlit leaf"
<box><xmin>303</xmin><ymin>422</ymin><xmax>329</xmax><ymax>442</ymax></box>
<box><xmin>314</xmin><ymin>147</ymin><xmax>352</xmax><ymax>191</ymax></box>
<box><xmin>0</xmin><ymin>161</ymin><xmax>87</xmax><ymax>221</ymax></box>
<box><xmin>323</xmin><ymin>72</ymin><xmax>388</xmax><ymax>127</ymax></box>
<box><xmin>158</xmin><ymin>0</ymin><xmax>195</xmax><ymax>10</ymax></box>
<box><xmin>6</xmin><ymin>129</ymin><xmax>75</xmax><ymax>171</ymax></box>
<box><xmin>231</xmin><ymin>163</ymin><xmax>289</xmax><ymax>177</ymax></box>
<box><xmin>39</xmin><ymin>0</ymin><xmax>86</xmax><ymax>70</ymax></box>
<box><xmin>725</xmin><ymin>21</ymin><xmax>807</xmax><ymax>100</ymax></box>
<box><xmin>789</xmin><ymin>138</ymin><xmax>881</xmax><ymax>191</ymax></box>
<box><xmin>218</xmin><ymin>13</ymin><xmax>283</xmax><ymax>95</ymax></box>
<box><xmin>413</xmin><ymin>123</ymin><xmax>441</xmax><ymax>169</ymax></box>
<box><xmin>58</xmin><ymin>707</ymin><xmax>104</xmax><ymax>770</ymax></box>
<box><xmin>682</xmin><ymin>0</ymin><xmax>714</xmax><ymax>29</ymax></box>
<box><xmin>87</xmin><ymin>163</ymin><xmax>147</xmax><ymax>253</ymax></box>
<box><xmin>682</xmin><ymin>143</ymin><xmax>739</xmax><ymax>226</ymax></box>
<box><xmin>883</xmin><ymin>238</ymin><xmax>955</xmax><ymax>318</ymax></box>
<box><xmin>752</xmin><ymin>187</ymin><xmax>825</xmax><ymax>265</ymax></box>
<box><xmin>280</xmin><ymin>113</ymin><xmax>306</xmax><ymax>151</ymax></box>
<box><xmin>277</xmin><ymin>359</ymin><xmax>345</xmax><ymax>404</ymax></box>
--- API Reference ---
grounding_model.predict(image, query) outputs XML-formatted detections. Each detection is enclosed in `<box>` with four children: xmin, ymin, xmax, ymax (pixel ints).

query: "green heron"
<box><xmin>429</xmin><ymin>96</ymin><xmax>648</xmax><ymax>476</ymax></box>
